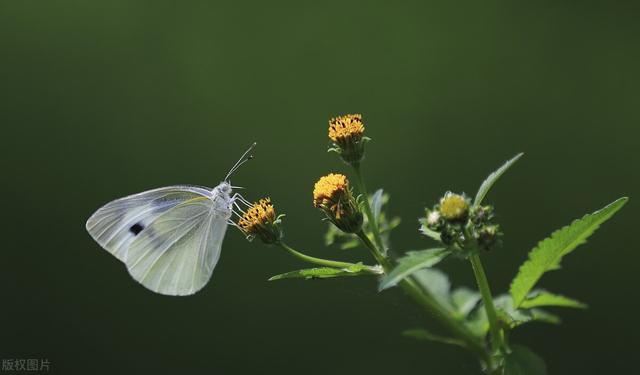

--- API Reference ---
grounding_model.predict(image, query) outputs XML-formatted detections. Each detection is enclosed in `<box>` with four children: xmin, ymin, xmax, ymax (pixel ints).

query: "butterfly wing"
<box><xmin>124</xmin><ymin>196</ymin><xmax>229</xmax><ymax>295</ymax></box>
<box><xmin>85</xmin><ymin>185</ymin><xmax>211</xmax><ymax>262</ymax></box>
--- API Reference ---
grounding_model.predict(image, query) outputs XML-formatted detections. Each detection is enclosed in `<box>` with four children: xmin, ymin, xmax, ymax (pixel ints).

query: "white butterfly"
<box><xmin>85</xmin><ymin>143</ymin><xmax>255</xmax><ymax>296</ymax></box>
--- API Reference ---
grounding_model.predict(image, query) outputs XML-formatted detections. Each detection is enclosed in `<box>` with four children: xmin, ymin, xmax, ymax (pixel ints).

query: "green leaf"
<box><xmin>412</xmin><ymin>268</ymin><xmax>454</xmax><ymax>312</ymax></box>
<box><xmin>465</xmin><ymin>304</ymin><xmax>489</xmax><ymax>337</ymax></box>
<box><xmin>269</xmin><ymin>264</ymin><xmax>378</xmax><ymax>281</ymax></box>
<box><xmin>494</xmin><ymin>295</ymin><xmax>560</xmax><ymax>329</ymax></box>
<box><xmin>418</xmin><ymin>218</ymin><xmax>442</xmax><ymax>242</ymax></box>
<box><xmin>474</xmin><ymin>153</ymin><xmax>524</xmax><ymax>206</ymax></box>
<box><xmin>520</xmin><ymin>290</ymin><xmax>587</xmax><ymax>309</ymax></box>
<box><xmin>402</xmin><ymin>328</ymin><xmax>466</xmax><ymax>347</ymax></box>
<box><xmin>379</xmin><ymin>248</ymin><xmax>451</xmax><ymax>291</ymax></box>
<box><xmin>324</xmin><ymin>224</ymin><xmax>360</xmax><ymax>250</ymax></box>
<box><xmin>412</xmin><ymin>270</ymin><xmax>482</xmax><ymax>320</ymax></box>
<box><xmin>529</xmin><ymin>309</ymin><xmax>561</xmax><ymax>325</ymax></box>
<box><xmin>371</xmin><ymin>188</ymin><xmax>384</xmax><ymax>221</ymax></box>
<box><xmin>452</xmin><ymin>288</ymin><xmax>482</xmax><ymax>318</ymax></box>
<box><xmin>510</xmin><ymin>197</ymin><xmax>628</xmax><ymax>308</ymax></box>
<box><xmin>502</xmin><ymin>345</ymin><xmax>547</xmax><ymax>375</ymax></box>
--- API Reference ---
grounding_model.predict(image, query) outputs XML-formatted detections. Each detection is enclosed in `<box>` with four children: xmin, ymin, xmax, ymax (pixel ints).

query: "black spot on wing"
<box><xmin>130</xmin><ymin>223</ymin><xmax>145</xmax><ymax>235</ymax></box>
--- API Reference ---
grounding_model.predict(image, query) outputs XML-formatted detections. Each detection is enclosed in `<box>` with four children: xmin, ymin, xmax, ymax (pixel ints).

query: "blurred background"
<box><xmin>1</xmin><ymin>1</ymin><xmax>638</xmax><ymax>374</ymax></box>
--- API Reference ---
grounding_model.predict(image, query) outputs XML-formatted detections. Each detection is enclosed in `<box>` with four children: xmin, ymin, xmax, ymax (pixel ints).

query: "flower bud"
<box><xmin>313</xmin><ymin>173</ymin><xmax>363</xmax><ymax>233</ymax></box>
<box><xmin>328</xmin><ymin>114</ymin><xmax>368</xmax><ymax>165</ymax></box>
<box><xmin>439</xmin><ymin>226</ymin><xmax>458</xmax><ymax>246</ymax></box>
<box><xmin>425</xmin><ymin>209</ymin><xmax>442</xmax><ymax>230</ymax></box>
<box><xmin>439</xmin><ymin>192</ymin><xmax>470</xmax><ymax>222</ymax></box>
<box><xmin>470</xmin><ymin>205</ymin><xmax>494</xmax><ymax>225</ymax></box>
<box><xmin>238</xmin><ymin>198</ymin><xmax>283</xmax><ymax>245</ymax></box>
<box><xmin>476</xmin><ymin>225</ymin><xmax>500</xmax><ymax>250</ymax></box>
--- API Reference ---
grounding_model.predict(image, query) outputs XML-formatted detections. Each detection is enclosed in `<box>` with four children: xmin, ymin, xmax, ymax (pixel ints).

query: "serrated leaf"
<box><xmin>402</xmin><ymin>328</ymin><xmax>466</xmax><ymax>347</ymax></box>
<box><xmin>452</xmin><ymin>288</ymin><xmax>482</xmax><ymax>318</ymax></box>
<box><xmin>510</xmin><ymin>197</ymin><xmax>627</xmax><ymax>308</ymax></box>
<box><xmin>494</xmin><ymin>295</ymin><xmax>560</xmax><ymax>329</ymax></box>
<box><xmin>268</xmin><ymin>264</ymin><xmax>378</xmax><ymax>281</ymax></box>
<box><xmin>412</xmin><ymin>268</ymin><xmax>454</xmax><ymax>312</ymax></box>
<box><xmin>371</xmin><ymin>189</ymin><xmax>384</xmax><ymax>221</ymax></box>
<box><xmin>474</xmin><ymin>153</ymin><xmax>524</xmax><ymax>206</ymax></box>
<box><xmin>379</xmin><ymin>248</ymin><xmax>451</xmax><ymax>291</ymax></box>
<box><xmin>419</xmin><ymin>218</ymin><xmax>442</xmax><ymax>242</ymax></box>
<box><xmin>502</xmin><ymin>345</ymin><xmax>547</xmax><ymax>375</ymax></box>
<box><xmin>520</xmin><ymin>290</ymin><xmax>586</xmax><ymax>309</ymax></box>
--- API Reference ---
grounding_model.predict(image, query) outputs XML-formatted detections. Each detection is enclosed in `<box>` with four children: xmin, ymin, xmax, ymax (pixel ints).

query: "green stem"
<box><xmin>351</xmin><ymin>162</ymin><xmax>492</xmax><ymax>369</ymax></box>
<box><xmin>354</xmin><ymin>231</ymin><xmax>392</xmax><ymax>270</ymax></box>
<box><xmin>401</xmin><ymin>277</ymin><xmax>490</xmax><ymax>364</ymax></box>
<box><xmin>278</xmin><ymin>242</ymin><xmax>380</xmax><ymax>274</ymax></box>
<box><xmin>356</xmin><ymin>231</ymin><xmax>490</xmax><ymax>366</ymax></box>
<box><xmin>352</xmin><ymin>163</ymin><xmax>386</xmax><ymax>253</ymax></box>
<box><xmin>469</xmin><ymin>252</ymin><xmax>504</xmax><ymax>353</ymax></box>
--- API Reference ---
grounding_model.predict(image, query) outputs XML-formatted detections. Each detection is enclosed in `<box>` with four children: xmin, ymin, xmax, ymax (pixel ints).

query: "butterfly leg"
<box><xmin>228</xmin><ymin>193</ymin><xmax>252</xmax><ymax>226</ymax></box>
<box><xmin>231</xmin><ymin>192</ymin><xmax>252</xmax><ymax>206</ymax></box>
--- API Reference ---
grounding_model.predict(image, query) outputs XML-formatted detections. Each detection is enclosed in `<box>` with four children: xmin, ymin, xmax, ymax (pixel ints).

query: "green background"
<box><xmin>1</xmin><ymin>1</ymin><xmax>638</xmax><ymax>374</ymax></box>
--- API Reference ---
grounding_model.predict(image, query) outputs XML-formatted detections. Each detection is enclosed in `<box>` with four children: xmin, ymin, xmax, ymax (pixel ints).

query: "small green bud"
<box><xmin>425</xmin><ymin>209</ymin><xmax>442</xmax><ymax>230</ymax></box>
<box><xmin>476</xmin><ymin>225</ymin><xmax>500</xmax><ymax>250</ymax></box>
<box><xmin>470</xmin><ymin>205</ymin><xmax>494</xmax><ymax>225</ymax></box>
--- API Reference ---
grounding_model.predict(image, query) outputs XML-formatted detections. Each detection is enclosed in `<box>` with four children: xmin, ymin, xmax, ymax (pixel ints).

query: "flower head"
<box><xmin>313</xmin><ymin>173</ymin><xmax>349</xmax><ymax>208</ymax></box>
<box><xmin>313</xmin><ymin>173</ymin><xmax>363</xmax><ymax>233</ymax></box>
<box><xmin>329</xmin><ymin>114</ymin><xmax>364</xmax><ymax>142</ymax></box>
<box><xmin>238</xmin><ymin>198</ymin><xmax>283</xmax><ymax>244</ymax></box>
<box><xmin>328</xmin><ymin>114</ymin><xmax>369</xmax><ymax>165</ymax></box>
<box><xmin>439</xmin><ymin>192</ymin><xmax>470</xmax><ymax>222</ymax></box>
<box><xmin>421</xmin><ymin>191</ymin><xmax>501</xmax><ymax>252</ymax></box>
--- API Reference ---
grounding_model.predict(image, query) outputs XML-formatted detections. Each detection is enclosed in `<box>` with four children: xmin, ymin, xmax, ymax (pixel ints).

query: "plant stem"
<box><xmin>402</xmin><ymin>277</ymin><xmax>490</xmax><ymax>363</ymax></box>
<box><xmin>355</xmin><ymin>230</ymin><xmax>489</xmax><ymax>365</ymax></box>
<box><xmin>354</xmin><ymin>230</ymin><xmax>392</xmax><ymax>270</ymax></box>
<box><xmin>277</xmin><ymin>242</ymin><xmax>380</xmax><ymax>274</ymax></box>
<box><xmin>351</xmin><ymin>162</ymin><xmax>492</xmax><ymax>368</ymax></box>
<box><xmin>469</xmin><ymin>252</ymin><xmax>503</xmax><ymax>353</ymax></box>
<box><xmin>352</xmin><ymin>163</ymin><xmax>386</xmax><ymax>253</ymax></box>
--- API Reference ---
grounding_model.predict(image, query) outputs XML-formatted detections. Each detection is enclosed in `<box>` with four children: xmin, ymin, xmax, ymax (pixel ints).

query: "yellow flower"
<box><xmin>329</xmin><ymin>114</ymin><xmax>365</xmax><ymax>142</ymax></box>
<box><xmin>328</xmin><ymin>114</ymin><xmax>368</xmax><ymax>164</ymax></box>
<box><xmin>238</xmin><ymin>198</ymin><xmax>283</xmax><ymax>244</ymax></box>
<box><xmin>439</xmin><ymin>192</ymin><xmax>470</xmax><ymax>222</ymax></box>
<box><xmin>313</xmin><ymin>173</ymin><xmax>349</xmax><ymax>209</ymax></box>
<box><xmin>313</xmin><ymin>173</ymin><xmax>363</xmax><ymax>233</ymax></box>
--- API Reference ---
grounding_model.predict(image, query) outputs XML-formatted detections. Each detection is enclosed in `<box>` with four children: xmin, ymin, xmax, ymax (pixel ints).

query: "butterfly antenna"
<box><xmin>224</xmin><ymin>142</ymin><xmax>257</xmax><ymax>181</ymax></box>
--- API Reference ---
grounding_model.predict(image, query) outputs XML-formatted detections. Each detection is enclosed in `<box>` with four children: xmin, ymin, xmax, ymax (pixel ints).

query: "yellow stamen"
<box><xmin>439</xmin><ymin>193</ymin><xmax>469</xmax><ymax>221</ymax></box>
<box><xmin>313</xmin><ymin>173</ymin><xmax>349</xmax><ymax>208</ymax></box>
<box><xmin>328</xmin><ymin>114</ymin><xmax>364</xmax><ymax>142</ymax></box>
<box><xmin>238</xmin><ymin>198</ymin><xmax>276</xmax><ymax>234</ymax></box>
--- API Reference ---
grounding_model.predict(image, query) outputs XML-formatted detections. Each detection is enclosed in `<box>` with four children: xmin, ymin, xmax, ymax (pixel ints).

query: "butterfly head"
<box><xmin>216</xmin><ymin>181</ymin><xmax>232</xmax><ymax>196</ymax></box>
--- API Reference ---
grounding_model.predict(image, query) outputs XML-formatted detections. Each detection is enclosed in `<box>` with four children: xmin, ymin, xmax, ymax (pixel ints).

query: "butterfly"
<box><xmin>85</xmin><ymin>143</ymin><xmax>256</xmax><ymax>296</ymax></box>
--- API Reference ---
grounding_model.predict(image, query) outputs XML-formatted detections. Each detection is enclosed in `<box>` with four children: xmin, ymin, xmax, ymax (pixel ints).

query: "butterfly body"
<box><xmin>87</xmin><ymin>143</ymin><xmax>256</xmax><ymax>296</ymax></box>
<box><xmin>86</xmin><ymin>181</ymin><xmax>235</xmax><ymax>296</ymax></box>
